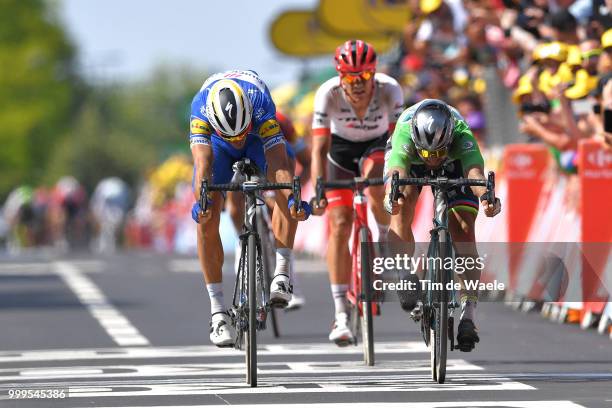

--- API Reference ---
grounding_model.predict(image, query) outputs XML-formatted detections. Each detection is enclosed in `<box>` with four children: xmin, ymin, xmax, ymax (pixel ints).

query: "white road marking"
<box><xmin>0</xmin><ymin>374</ymin><xmax>534</xmax><ymax>398</ymax></box>
<box><xmin>0</xmin><ymin>360</ymin><xmax>482</xmax><ymax>381</ymax></box>
<box><xmin>52</xmin><ymin>262</ymin><xmax>149</xmax><ymax>347</ymax></box>
<box><xmin>0</xmin><ymin>260</ymin><xmax>105</xmax><ymax>275</ymax></box>
<box><xmin>0</xmin><ymin>263</ymin><xmax>50</xmax><ymax>275</ymax></box>
<box><xmin>83</xmin><ymin>403</ymin><xmax>587</xmax><ymax>408</ymax></box>
<box><xmin>0</xmin><ymin>341</ymin><xmax>427</xmax><ymax>363</ymax></box>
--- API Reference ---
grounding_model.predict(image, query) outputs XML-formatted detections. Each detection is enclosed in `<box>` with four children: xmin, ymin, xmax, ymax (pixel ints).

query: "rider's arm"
<box><xmin>264</xmin><ymin>142</ymin><xmax>293</xmax><ymax>203</ymax></box>
<box><xmin>384</xmin><ymin>117</ymin><xmax>412</xmax><ymax>196</ymax></box>
<box><xmin>189</xmin><ymin>97</ymin><xmax>214</xmax><ymax>202</ymax></box>
<box><xmin>452</xmin><ymin>122</ymin><xmax>500</xmax><ymax>217</ymax></box>
<box><xmin>311</xmin><ymin>130</ymin><xmax>330</xmax><ymax>183</ymax></box>
<box><xmin>295</xmin><ymin>144</ymin><xmax>312</xmax><ymax>186</ymax></box>
<box><xmin>311</xmin><ymin>84</ymin><xmax>333</xmax><ymax>183</ymax></box>
<box><xmin>191</xmin><ymin>144</ymin><xmax>213</xmax><ymax>202</ymax></box>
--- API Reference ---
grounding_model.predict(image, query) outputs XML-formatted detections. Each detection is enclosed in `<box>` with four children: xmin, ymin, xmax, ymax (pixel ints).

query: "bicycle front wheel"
<box><xmin>434</xmin><ymin>229</ymin><xmax>450</xmax><ymax>384</ymax></box>
<box><xmin>246</xmin><ymin>232</ymin><xmax>258</xmax><ymax>387</ymax></box>
<box><xmin>358</xmin><ymin>227</ymin><xmax>375</xmax><ymax>366</ymax></box>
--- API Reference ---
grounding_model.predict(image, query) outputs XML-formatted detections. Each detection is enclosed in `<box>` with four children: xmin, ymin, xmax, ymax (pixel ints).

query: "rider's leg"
<box><xmin>328</xmin><ymin>204</ymin><xmax>354</xmax><ymax>312</ymax></box>
<box><xmin>449</xmin><ymin>208</ymin><xmax>480</xmax><ymax>318</ymax></box>
<box><xmin>327</xmin><ymin>202</ymin><xmax>355</xmax><ymax>345</ymax></box>
<box><xmin>226</xmin><ymin>191</ymin><xmax>245</xmax><ymax>274</ymax></box>
<box><xmin>197</xmin><ymin>191</ymin><xmax>225</xmax><ymax>310</ymax></box>
<box><xmin>448</xmin><ymin>207</ymin><xmax>480</xmax><ymax>349</ymax></box>
<box><xmin>362</xmin><ymin>153</ymin><xmax>390</xmax><ymax>241</ymax></box>
<box><xmin>268</xmin><ymin>185</ymin><xmax>298</xmax><ymax>306</ymax></box>
<box><xmin>388</xmin><ymin>185</ymin><xmax>419</xmax><ymax>253</ymax></box>
<box><xmin>197</xmin><ymin>191</ymin><xmax>236</xmax><ymax>346</ymax></box>
<box><xmin>283</xmin><ymin>155</ymin><xmax>305</xmax><ymax>308</ymax></box>
<box><xmin>388</xmin><ymin>186</ymin><xmax>423</xmax><ymax>312</ymax></box>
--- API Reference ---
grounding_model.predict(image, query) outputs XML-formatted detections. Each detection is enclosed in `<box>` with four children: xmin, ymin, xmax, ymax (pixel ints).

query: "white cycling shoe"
<box><xmin>270</xmin><ymin>273</ymin><xmax>293</xmax><ymax>308</ymax></box>
<box><xmin>209</xmin><ymin>312</ymin><xmax>236</xmax><ymax>347</ymax></box>
<box><xmin>286</xmin><ymin>293</ymin><xmax>306</xmax><ymax>311</ymax></box>
<box><xmin>329</xmin><ymin>312</ymin><xmax>354</xmax><ymax>347</ymax></box>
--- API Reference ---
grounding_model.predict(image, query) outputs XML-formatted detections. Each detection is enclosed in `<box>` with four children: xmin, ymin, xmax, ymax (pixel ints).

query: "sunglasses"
<box><xmin>418</xmin><ymin>147</ymin><xmax>448</xmax><ymax>159</ymax></box>
<box><xmin>219</xmin><ymin>124</ymin><xmax>252</xmax><ymax>143</ymax></box>
<box><xmin>341</xmin><ymin>71</ymin><xmax>375</xmax><ymax>84</ymax></box>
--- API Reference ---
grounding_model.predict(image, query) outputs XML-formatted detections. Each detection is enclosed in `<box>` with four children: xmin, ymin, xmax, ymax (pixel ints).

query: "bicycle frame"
<box><xmin>346</xmin><ymin>189</ymin><xmax>380</xmax><ymax>316</ymax></box>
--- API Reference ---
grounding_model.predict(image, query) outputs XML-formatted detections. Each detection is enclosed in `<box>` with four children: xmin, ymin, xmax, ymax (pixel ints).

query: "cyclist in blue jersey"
<box><xmin>189</xmin><ymin>70</ymin><xmax>311</xmax><ymax>347</ymax></box>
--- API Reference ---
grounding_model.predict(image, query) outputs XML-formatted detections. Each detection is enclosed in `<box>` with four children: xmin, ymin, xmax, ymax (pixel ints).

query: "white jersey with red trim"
<box><xmin>312</xmin><ymin>73</ymin><xmax>404</xmax><ymax>143</ymax></box>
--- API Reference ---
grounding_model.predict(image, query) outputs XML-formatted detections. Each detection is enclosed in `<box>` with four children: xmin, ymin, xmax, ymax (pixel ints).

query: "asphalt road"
<box><xmin>0</xmin><ymin>251</ymin><xmax>610</xmax><ymax>408</ymax></box>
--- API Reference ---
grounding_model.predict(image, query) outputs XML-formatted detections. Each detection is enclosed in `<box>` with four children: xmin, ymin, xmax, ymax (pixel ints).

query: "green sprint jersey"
<box><xmin>385</xmin><ymin>102</ymin><xmax>484</xmax><ymax>174</ymax></box>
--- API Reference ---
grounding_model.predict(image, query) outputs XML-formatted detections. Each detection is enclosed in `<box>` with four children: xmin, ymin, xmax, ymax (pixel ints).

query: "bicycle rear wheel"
<box><xmin>358</xmin><ymin>227</ymin><xmax>375</xmax><ymax>366</ymax></box>
<box><xmin>246</xmin><ymin>232</ymin><xmax>258</xmax><ymax>387</ymax></box>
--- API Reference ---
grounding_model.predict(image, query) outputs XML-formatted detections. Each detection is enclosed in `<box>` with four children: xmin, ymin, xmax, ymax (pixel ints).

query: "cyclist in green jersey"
<box><xmin>384</xmin><ymin>99</ymin><xmax>501</xmax><ymax>352</ymax></box>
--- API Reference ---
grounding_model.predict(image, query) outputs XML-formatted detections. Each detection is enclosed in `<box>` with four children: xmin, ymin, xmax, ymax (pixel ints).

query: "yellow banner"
<box><xmin>269</xmin><ymin>10</ymin><xmax>394</xmax><ymax>57</ymax></box>
<box><xmin>364</xmin><ymin>0</ymin><xmax>412</xmax><ymax>32</ymax></box>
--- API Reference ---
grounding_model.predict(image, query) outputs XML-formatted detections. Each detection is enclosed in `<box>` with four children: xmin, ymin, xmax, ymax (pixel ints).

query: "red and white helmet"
<box><xmin>334</xmin><ymin>40</ymin><xmax>377</xmax><ymax>73</ymax></box>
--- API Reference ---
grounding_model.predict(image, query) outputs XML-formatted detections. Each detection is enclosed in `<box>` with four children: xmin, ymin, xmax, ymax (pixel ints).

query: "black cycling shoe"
<box><xmin>397</xmin><ymin>274</ymin><xmax>421</xmax><ymax>312</ymax></box>
<box><xmin>457</xmin><ymin>319</ymin><xmax>480</xmax><ymax>352</ymax></box>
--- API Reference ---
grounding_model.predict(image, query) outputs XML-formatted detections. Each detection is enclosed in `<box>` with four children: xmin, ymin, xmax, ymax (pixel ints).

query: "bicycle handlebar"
<box><xmin>199</xmin><ymin>176</ymin><xmax>302</xmax><ymax>215</ymax></box>
<box><xmin>313</xmin><ymin>176</ymin><xmax>384</xmax><ymax>206</ymax></box>
<box><xmin>389</xmin><ymin>170</ymin><xmax>496</xmax><ymax>205</ymax></box>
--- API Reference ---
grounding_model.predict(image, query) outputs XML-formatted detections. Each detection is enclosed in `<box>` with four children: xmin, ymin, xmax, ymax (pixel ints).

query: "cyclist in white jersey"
<box><xmin>311</xmin><ymin>40</ymin><xmax>404</xmax><ymax>346</ymax></box>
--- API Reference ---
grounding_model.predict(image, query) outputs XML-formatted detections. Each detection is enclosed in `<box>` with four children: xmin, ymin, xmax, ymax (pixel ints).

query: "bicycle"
<box><xmin>200</xmin><ymin>159</ymin><xmax>302</xmax><ymax>387</ymax></box>
<box><xmin>389</xmin><ymin>170</ymin><xmax>495</xmax><ymax>384</ymax></box>
<box><xmin>313</xmin><ymin>176</ymin><xmax>384</xmax><ymax>366</ymax></box>
<box><xmin>229</xmin><ymin>165</ymin><xmax>281</xmax><ymax>339</ymax></box>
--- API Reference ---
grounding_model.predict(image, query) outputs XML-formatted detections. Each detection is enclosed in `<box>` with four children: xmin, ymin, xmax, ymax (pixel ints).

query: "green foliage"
<box><xmin>46</xmin><ymin>65</ymin><xmax>205</xmax><ymax>192</ymax></box>
<box><xmin>0</xmin><ymin>0</ymin><xmax>80</xmax><ymax>198</ymax></box>
<box><xmin>0</xmin><ymin>0</ymin><xmax>207</xmax><ymax>198</ymax></box>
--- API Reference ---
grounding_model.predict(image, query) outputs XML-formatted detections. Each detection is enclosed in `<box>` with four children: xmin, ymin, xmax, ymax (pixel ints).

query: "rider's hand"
<box><xmin>384</xmin><ymin>192</ymin><xmax>404</xmax><ymax>215</ymax></box>
<box><xmin>288</xmin><ymin>196</ymin><xmax>312</xmax><ymax>221</ymax></box>
<box><xmin>191</xmin><ymin>201</ymin><xmax>212</xmax><ymax>223</ymax></box>
<box><xmin>310</xmin><ymin>197</ymin><xmax>327</xmax><ymax>216</ymax></box>
<box><xmin>481</xmin><ymin>197</ymin><xmax>501</xmax><ymax>217</ymax></box>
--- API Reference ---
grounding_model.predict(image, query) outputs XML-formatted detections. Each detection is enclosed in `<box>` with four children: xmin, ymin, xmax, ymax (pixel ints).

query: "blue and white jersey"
<box><xmin>189</xmin><ymin>70</ymin><xmax>285</xmax><ymax>152</ymax></box>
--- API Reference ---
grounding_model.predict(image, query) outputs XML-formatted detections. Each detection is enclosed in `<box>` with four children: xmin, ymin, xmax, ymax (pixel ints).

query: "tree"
<box><xmin>0</xmin><ymin>0</ymin><xmax>81</xmax><ymax>198</ymax></box>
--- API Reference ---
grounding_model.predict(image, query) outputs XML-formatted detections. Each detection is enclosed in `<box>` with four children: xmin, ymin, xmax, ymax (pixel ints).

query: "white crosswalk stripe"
<box><xmin>0</xmin><ymin>341</ymin><xmax>428</xmax><ymax>363</ymax></box>
<box><xmin>0</xmin><ymin>342</ymin><xmax>540</xmax><ymax>402</ymax></box>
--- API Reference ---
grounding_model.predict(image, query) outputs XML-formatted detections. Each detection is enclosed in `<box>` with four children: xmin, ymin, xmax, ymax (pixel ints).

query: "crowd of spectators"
<box><xmin>387</xmin><ymin>0</ymin><xmax>611</xmax><ymax>161</ymax></box>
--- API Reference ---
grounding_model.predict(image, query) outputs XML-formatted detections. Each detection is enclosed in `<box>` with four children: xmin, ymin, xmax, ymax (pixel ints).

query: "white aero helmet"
<box><xmin>205</xmin><ymin>79</ymin><xmax>253</xmax><ymax>138</ymax></box>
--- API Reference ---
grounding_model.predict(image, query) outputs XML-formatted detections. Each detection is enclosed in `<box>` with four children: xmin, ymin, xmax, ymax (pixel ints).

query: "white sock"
<box><xmin>207</xmin><ymin>283</ymin><xmax>225</xmax><ymax>315</ymax></box>
<box><xmin>275</xmin><ymin>247</ymin><xmax>291</xmax><ymax>278</ymax></box>
<box><xmin>460</xmin><ymin>295</ymin><xmax>477</xmax><ymax>321</ymax></box>
<box><xmin>377</xmin><ymin>223</ymin><xmax>389</xmax><ymax>242</ymax></box>
<box><xmin>331</xmin><ymin>284</ymin><xmax>348</xmax><ymax>315</ymax></box>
